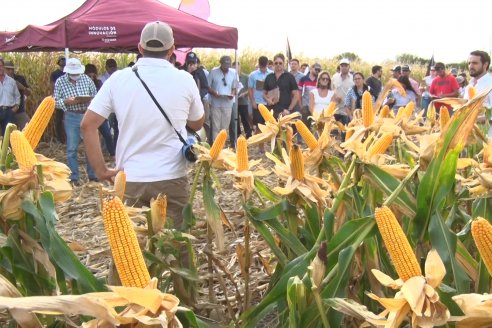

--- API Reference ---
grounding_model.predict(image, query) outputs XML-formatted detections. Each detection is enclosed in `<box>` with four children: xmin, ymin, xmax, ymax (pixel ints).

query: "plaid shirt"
<box><xmin>54</xmin><ymin>74</ymin><xmax>96</xmax><ymax>112</ymax></box>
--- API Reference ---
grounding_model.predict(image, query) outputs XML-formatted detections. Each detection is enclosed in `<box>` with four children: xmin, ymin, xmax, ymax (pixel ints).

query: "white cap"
<box><xmin>339</xmin><ymin>58</ymin><xmax>350</xmax><ymax>65</ymax></box>
<box><xmin>139</xmin><ymin>21</ymin><xmax>174</xmax><ymax>52</ymax></box>
<box><xmin>63</xmin><ymin>58</ymin><xmax>84</xmax><ymax>74</ymax></box>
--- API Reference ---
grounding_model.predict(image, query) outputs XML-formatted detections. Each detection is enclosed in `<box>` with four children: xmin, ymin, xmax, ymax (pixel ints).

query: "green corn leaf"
<box><xmin>429</xmin><ymin>212</ymin><xmax>470</xmax><ymax>293</ymax></box>
<box><xmin>362</xmin><ymin>163</ymin><xmax>416</xmax><ymax>218</ymax></box>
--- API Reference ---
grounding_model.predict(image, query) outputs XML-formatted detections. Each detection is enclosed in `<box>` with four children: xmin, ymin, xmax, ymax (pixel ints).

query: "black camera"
<box><xmin>181</xmin><ymin>137</ymin><xmax>198</xmax><ymax>162</ymax></box>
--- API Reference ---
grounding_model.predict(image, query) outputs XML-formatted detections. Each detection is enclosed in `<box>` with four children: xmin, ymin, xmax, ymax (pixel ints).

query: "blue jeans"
<box><xmin>98</xmin><ymin>119</ymin><xmax>115</xmax><ymax>156</ymax></box>
<box><xmin>64</xmin><ymin>111</ymin><xmax>96</xmax><ymax>181</ymax></box>
<box><xmin>0</xmin><ymin>107</ymin><xmax>15</xmax><ymax>136</ymax></box>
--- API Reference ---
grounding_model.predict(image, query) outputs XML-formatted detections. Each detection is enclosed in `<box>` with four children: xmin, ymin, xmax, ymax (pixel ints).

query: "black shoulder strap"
<box><xmin>132</xmin><ymin>66</ymin><xmax>187</xmax><ymax>146</ymax></box>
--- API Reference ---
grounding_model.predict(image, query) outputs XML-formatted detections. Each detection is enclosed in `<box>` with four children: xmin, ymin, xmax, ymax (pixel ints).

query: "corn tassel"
<box><xmin>375</xmin><ymin>206</ymin><xmax>422</xmax><ymax>281</ymax></box>
<box><xmin>403</xmin><ymin>101</ymin><xmax>415</xmax><ymax>118</ymax></box>
<box><xmin>324</xmin><ymin>101</ymin><xmax>337</xmax><ymax>117</ymax></box>
<box><xmin>468</xmin><ymin>86</ymin><xmax>477</xmax><ymax>99</ymax></box>
<box><xmin>362</xmin><ymin>91</ymin><xmax>374</xmax><ymax>128</ymax></box>
<box><xmin>286</xmin><ymin>126</ymin><xmax>293</xmax><ymax>154</ymax></box>
<box><xmin>379</xmin><ymin>105</ymin><xmax>390</xmax><ymax>119</ymax></box>
<box><xmin>290</xmin><ymin>144</ymin><xmax>305</xmax><ymax>181</ymax></box>
<box><xmin>209</xmin><ymin>129</ymin><xmax>227</xmax><ymax>160</ymax></box>
<box><xmin>113</xmin><ymin>171</ymin><xmax>126</xmax><ymax>201</ymax></box>
<box><xmin>295</xmin><ymin>120</ymin><xmax>318</xmax><ymax>150</ymax></box>
<box><xmin>10</xmin><ymin>130</ymin><xmax>38</xmax><ymax>170</ymax></box>
<box><xmin>102</xmin><ymin>197</ymin><xmax>151</xmax><ymax>288</ymax></box>
<box><xmin>150</xmin><ymin>194</ymin><xmax>167</xmax><ymax>233</ymax></box>
<box><xmin>23</xmin><ymin>96</ymin><xmax>56</xmax><ymax>150</ymax></box>
<box><xmin>236</xmin><ymin>135</ymin><xmax>249</xmax><ymax>172</ymax></box>
<box><xmin>439</xmin><ymin>106</ymin><xmax>450</xmax><ymax>130</ymax></box>
<box><xmin>258</xmin><ymin>104</ymin><xmax>276</xmax><ymax>123</ymax></box>
<box><xmin>471</xmin><ymin>217</ymin><xmax>492</xmax><ymax>276</ymax></box>
<box><xmin>366</xmin><ymin>133</ymin><xmax>393</xmax><ymax>157</ymax></box>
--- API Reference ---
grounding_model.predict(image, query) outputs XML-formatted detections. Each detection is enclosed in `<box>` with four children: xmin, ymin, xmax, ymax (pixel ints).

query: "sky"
<box><xmin>3</xmin><ymin>0</ymin><xmax>492</xmax><ymax>64</ymax></box>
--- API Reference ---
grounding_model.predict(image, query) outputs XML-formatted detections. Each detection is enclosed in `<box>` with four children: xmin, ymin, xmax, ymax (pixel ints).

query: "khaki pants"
<box><xmin>210</xmin><ymin>106</ymin><xmax>232</xmax><ymax>142</ymax></box>
<box><xmin>108</xmin><ymin>176</ymin><xmax>190</xmax><ymax>286</ymax></box>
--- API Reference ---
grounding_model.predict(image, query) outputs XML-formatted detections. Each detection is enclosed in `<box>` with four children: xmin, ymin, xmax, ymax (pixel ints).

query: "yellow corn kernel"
<box><xmin>403</xmin><ymin>101</ymin><xmax>415</xmax><ymax>118</ymax></box>
<box><xmin>290</xmin><ymin>144</ymin><xmax>305</xmax><ymax>181</ymax></box>
<box><xmin>439</xmin><ymin>106</ymin><xmax>450</xmax><ymax>129</ymax></box>
<box><xmin>236</xmin><ymin>135</ymin><xmax>249</xmax><ymax>172</ymax></box>
<box><xmin>345</xmin><ymin>128</ymin><xmax>354</xmax><ymax>140</ymax></box>
<box><xmin>324</xmin><ymin>101</ymin><xmax>337</xmax><ymax>117</ymax></box>
<box><xmin>471</xmin><ymin>217</ymin><xmax>492</xmax><ymax>276</ymax></box>
<box><xmin>10</xmin><ymin>130</ymin><xmax>38</xmax><ymax>170</ymax></box>
<box><xmin>286</xmin><ymin>125</ymin><xmax>293</xmax><ymax>154</ymax></box>
<box><xmin>113</xmin><ymin>171</ymin><xmax>126</xmax><ymax>201</ymax></box>
<box><xmin>23</xmin><ymin>96</ymin><xmax>56</xmax><ymax>150</ymax></box>
<box><xmin>366</xmin><ymin>133</ymin><xmax>393</xmax><ymax>157</ymax></box>
<box><xmin>295</xmin><ymin>120</ymin><xmax>318</xmax><ymax>150</ymax></box>
<box><xmin>468</xmin><ymin>86</ymin><xmax>477</xmax><ymax>99</ymax></box>
<box><xmin>379</xmin><ymin>105</ymin><xmax>390</xmax><ymax>119</ymax></box>
<box><xmin>209</xmin><ymin>129</ymin><xmax>227</xmax><ymax>160</ymax></box>
<box><xmin>150</xmin><ymin>194</ymin><xmax>167</xmax><ymax>233</ymax></box>
<box><xmin>375</xmin><ymin>206</ymin><xmax>422</xmax><ymax>281</ymax></box>
<box><xmin>362</xmin><ymin>91</ymin><xmax>374</xmax><ymax>128</ymax></box>
<box><xmin>102</xmin><ymin>197</ymin><xmax>151</xmax><ymax>288</ymax></box>
<box><xmin>258</xmin><ymin>104</ymin><xmax>276</xmax><ymax>123</ymax></box>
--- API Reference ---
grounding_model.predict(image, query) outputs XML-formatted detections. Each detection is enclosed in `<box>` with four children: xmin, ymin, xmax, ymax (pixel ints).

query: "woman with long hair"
<box><xmin>386</xmin><ymin>75</ymin><xmax>418</xmax><ymax>113</ymax></box>
<box><xmin>344</xmin><ymin>72</ymin><xmax>371</xmax><ymax>119</ymax></box>
<box><xmin>309</xmin><ymin>71</ymin><xmax>334</xmax><ymax>115</ymax></box>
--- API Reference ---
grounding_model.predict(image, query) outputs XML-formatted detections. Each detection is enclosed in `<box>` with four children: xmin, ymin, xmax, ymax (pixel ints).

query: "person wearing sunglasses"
<box><xmin>309</xmin><ymin>71</ymin><xmax>334</xmax><ymax>116</ymax></box>
<box><xmin>207</xmin><ymin>55</ymin><xmax>238</xmax><ymax>142</ymax></box>
<box><xmin>263</xmin><ymin>53</ymin><xmax>299</xmax><ymax>118</ymax></box>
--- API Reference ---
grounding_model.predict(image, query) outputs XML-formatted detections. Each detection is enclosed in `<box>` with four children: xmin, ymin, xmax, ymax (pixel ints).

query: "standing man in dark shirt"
<box><xmin>50</xmin><ymin>56</ymin><xmax>66</xmax><ymax>143</ymax></box>
<box><xmin>4</xmin><ymin>61</ymin><xmax>31</xmax><ymax>130</ymax></box>
<box><xmin>263</xmin><ymin>53</ymin><xmax>299</xmax><ymax>118</ymax></box>
<box><xmin>185</xmin><ymin>52</ymin><xmax>210</xmax><ymax>140</ymax></box>
<box><xmin>366</xmin><ymin>65</ymin><xmax>382</xmax><ymax>99</ymax></box>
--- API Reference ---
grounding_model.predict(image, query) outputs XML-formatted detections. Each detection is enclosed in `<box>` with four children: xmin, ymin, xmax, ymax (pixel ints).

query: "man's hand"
<box><xmin>11</xmin><ymin>105</ymin><xmax>19</xmax><ymax>113</ymax></box>
<box><xmin>282</xmin><ymin>109</ymin><xmax>290</xmax><ymax>116</ymax></box>
<box><xmin>64</xmin><ymin>97</ymin><xmax>78</xmax><ymax>105</ymax></box>
<box><xmin>95</xmin><ymin>167</ymin><xmax>119</xmax><ymax>183</ymax></box>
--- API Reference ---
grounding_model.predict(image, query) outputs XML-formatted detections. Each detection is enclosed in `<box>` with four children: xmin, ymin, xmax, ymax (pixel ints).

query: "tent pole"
<box><xmin>64</xmin><ymin>48</ymin><xmax>69</xmax><ymax>60</ymax></box>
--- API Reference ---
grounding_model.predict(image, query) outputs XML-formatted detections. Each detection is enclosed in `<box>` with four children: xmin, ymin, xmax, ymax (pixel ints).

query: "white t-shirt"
<box><xmin>465</xmin><ymin>73</ymin><xmax>492</xmax><ymax>108</ymax></box>
<box><xmin>89</xmin><ymin>58</ymin><xmax>204</xmax><ymax>182</ymax></box>
<box><xmin>311</xmin><ymin>89</ymin><xmax>334</xmax><ymax>114</ymax></box>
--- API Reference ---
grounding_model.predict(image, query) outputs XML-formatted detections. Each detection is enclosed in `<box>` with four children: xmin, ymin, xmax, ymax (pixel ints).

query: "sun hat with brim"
<box><xmin>64</xmin><ymin>58</ymin><xmax>85</xmax><ymax>74</ymax></box>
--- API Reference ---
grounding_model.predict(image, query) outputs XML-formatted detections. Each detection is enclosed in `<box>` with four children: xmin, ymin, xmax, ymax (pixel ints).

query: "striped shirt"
<box><xmin>54</xmin><ymin>74</ymin><xmax>96</xmax><ymax>112</ymax></box>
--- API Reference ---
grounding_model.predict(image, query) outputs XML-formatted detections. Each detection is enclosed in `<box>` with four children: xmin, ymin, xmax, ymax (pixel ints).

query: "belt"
<box><xmin>0</xmin><ymin>106</ymin><xmax>13</xmax><ymax>110</ymax></box>
<box><xmin>66</xmin><ymin>110</ymin><xmax>86</xmax><ymax>114</ymax></box>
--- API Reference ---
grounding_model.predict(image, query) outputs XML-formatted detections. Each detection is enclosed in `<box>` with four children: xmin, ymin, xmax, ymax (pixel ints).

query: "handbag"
<box><xmin>133</xmin><ymin>66</ymin><xmax>198</xmax><ymax>162</ymax></box>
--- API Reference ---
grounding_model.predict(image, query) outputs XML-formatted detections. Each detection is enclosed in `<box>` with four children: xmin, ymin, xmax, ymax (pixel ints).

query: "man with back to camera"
<box><xmin>81</xmin><ymin>21</ymin><xmax>204</xmax><ymax>228</ymax></box>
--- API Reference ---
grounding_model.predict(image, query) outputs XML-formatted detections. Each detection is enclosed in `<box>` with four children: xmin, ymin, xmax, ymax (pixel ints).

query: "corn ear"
<box><xmin>375</xmin><ymin>206</ymin><xmax>422</xmax><ymax>281</ymax></box>
<box><xmin>362</xmin><ymin>91</ymin><xmax>374</xmax><ymax>127</ymax></box>
<box><xmin>395</xmin><ymin>106</ymin><xmax>405</xmax><ymax>121</ymax></box>
<box><xmin>10</xmin><ymin>130</ymin><xmax>38</xmax><ymax>170</ymax></box>
<box><xmin>439</xmin><ymin>106</ymin><xmax>450</xmax><ymax>130</ymax></box>
<box><xmin>471</xmin><ymin>217</ymin><xmax>492</xmax><ymax>276</ymax></box>
<box><xmin>366</xmin><ymin>132</ymin><xmax>393</xmax><ymax>157</ymax></box>
<box><xmin>258</xmin><ymin>104</ymin><xmax>276</xmax><ymax>123</ymax></box>
<box><xmin>150</xmin><ymin>194</ymin><xmax>167</xmax><ymax>233</ymax></box>
<box><xmin>113</xmin><ymin>171</ymin><xmax>126</xmax><ymax>201</ymax></box>
<box><xmin>324</xmin><ymin>101</ymin><xmax>337</xmax><ymax>117</ymax></box>
<box><xmin>210</xmin><ymin>129</ymin><xmax>227</xmax><ymax>160</ymax></box>
<box><xmin>22</xmin><ymin>96</ymin><xmax>56</xmax><ymax>150</ymax></box>
<box><xmin>379</xmin><ymin>105</ymin><xmax>390</xmax><ymax>119</ymax></box>
<box><xmin>286</xmin><ymin>126</ymin><xmax>293</xmax><ymax>154</ymax></box>
<box><xmin>236</xmin><ymin>135</ymin><xmax>249</xmax><ymax>172</ymax></box>
<box><xmin>295</xmin><ymin>120</ymin><xmax>318</xmax><ymax>150</ymax></box>
<box><xmin>468</xmin><ymin>86</ymin><xmax>477</xmax><ymax>99</ymax></box>
<box><xmin>426</xmin><ymin>102</ymin><xmax>436</xmax><ymax>122</ymax></box>
<box><xmin>403</xmin><ymin>101</ymin><xmax>415</xmax><ymax>118</ymax></box>
<box><xmin>102</xmin><ymin>197</ymin><xmax>151</xmax><ymax>288</ymax></box>
<box><xmin>290</xmin><ymin>144</ymin><xmax>305</xmax><ymax>181</ymax></box>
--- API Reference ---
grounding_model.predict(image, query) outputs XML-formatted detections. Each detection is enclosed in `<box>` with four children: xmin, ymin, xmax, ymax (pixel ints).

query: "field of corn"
<box><xmin>0</xmin><ymin>52</ymin><xmax>491</xmax><ymax>328</ymax></box>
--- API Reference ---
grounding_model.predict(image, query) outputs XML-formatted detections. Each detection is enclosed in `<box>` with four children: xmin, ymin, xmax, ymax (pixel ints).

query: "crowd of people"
<box><xmin>1</xmin><ymin>21</ymin><xmax>492</xmax><ymax>205</ymax></box>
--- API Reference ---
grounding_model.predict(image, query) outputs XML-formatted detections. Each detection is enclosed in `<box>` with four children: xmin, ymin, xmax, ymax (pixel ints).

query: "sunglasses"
<box><xmin>320</xmin><ymin>77</ymin><xmax>330</xmax><ymax>81</ymax></box>
<box><xmin>222</xmin><ymin>77</ymin><xmax>227</xmax><ymax>86</ymax></box>
<box><xmin>274</xmin><ymin>61</ymin><xmax>284</xmax><ymax>65</ymax></box>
